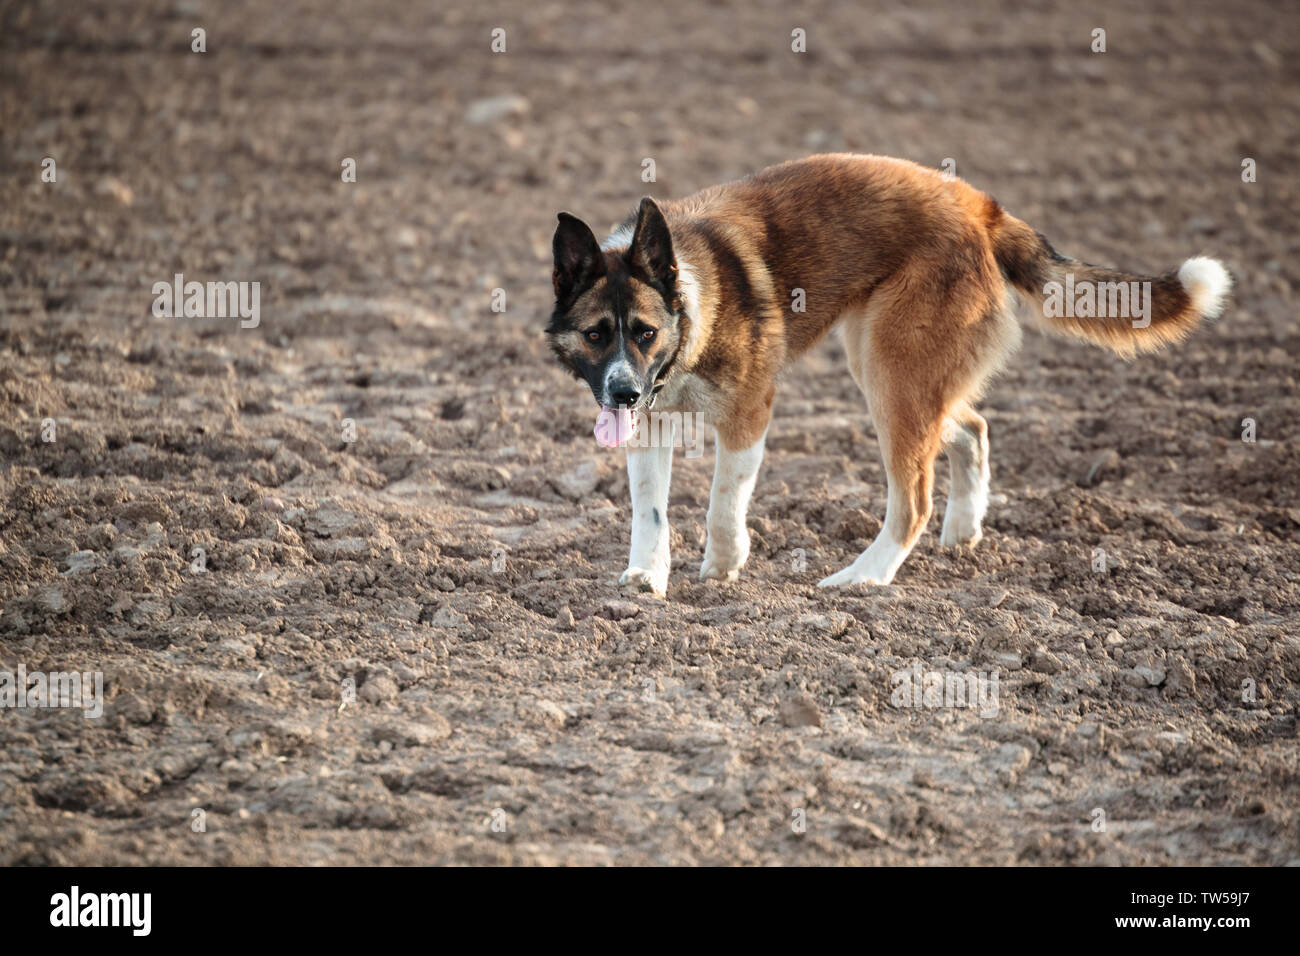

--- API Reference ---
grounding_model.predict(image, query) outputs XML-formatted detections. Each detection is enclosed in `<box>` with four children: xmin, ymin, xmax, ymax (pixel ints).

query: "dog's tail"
<box><xmin>989</xmin><ymin>209</ymin><xmax>1230</xmax><ymax>357</ymax></box>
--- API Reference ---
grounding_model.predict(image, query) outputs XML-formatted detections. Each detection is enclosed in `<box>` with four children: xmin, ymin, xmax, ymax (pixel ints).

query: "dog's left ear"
<box><xmin>627</xmin><ymin>197</ymin><xmax>677</xmax><ymax>292</ymax></box>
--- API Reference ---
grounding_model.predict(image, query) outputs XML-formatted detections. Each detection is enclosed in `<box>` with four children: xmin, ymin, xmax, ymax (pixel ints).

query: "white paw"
<box><xmin>699</xmin><ymin>531</ymin><xmax>749</xmax><ymax>582</ymax></box>
<box><xmin>619</xmin><ymin>565</ymin><xmax>668</xmax><ymax>597</ymax></box>
<box><xmin>817</xmin><ymin>564</ymin><xmax>890</xmax><ymax>588</ymax></box>
<box><xmin>698</xmin><ymin>558</ymin><xmax>741</xmax><ymax>582</ymax></box>
<box><xmin>939</xmin><ymin>513</ymin><xmax>983</xmax><ymax>548</ymax></box>
<box><xmin>820</xmin><ymin>534</ymin><xmax>908</xmax><ymax>588</ymax></box>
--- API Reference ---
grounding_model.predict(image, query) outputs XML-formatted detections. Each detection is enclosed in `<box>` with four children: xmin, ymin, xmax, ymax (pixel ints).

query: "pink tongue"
<box><xmin>594</xmin><ymin>406</ymin><xmax>635</xmax><ymax>448</ymax></box>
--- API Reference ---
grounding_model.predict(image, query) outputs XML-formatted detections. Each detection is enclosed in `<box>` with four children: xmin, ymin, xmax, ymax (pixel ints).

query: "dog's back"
<box><xmin>645</xmin><ymin>154</ymin><xmax>1227</xmax><ymax>368</ymax></box>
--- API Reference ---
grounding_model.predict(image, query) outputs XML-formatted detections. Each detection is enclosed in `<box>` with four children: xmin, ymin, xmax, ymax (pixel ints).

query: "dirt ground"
<box><xmin>1</xmin><ymin>0</ymin><xmax>1298</xmax><ymax>865</ymax></box>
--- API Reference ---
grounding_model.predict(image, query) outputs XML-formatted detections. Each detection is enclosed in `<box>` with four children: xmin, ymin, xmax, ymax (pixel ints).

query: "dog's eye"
<box><xmin>640</xmin><ymin>329</ymin><xmax>656</xmax><ymax>342</ymax></box>
<box><xmin>586</xmin><ymin>330</ymin><xmax>601</xmax><ymax>342</ymax></box>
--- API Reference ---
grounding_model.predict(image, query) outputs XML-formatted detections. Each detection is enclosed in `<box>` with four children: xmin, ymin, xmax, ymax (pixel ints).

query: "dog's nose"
<box><xmin>611</xmin><ymin>386</ymin><xmax>640</xmax><ymax>409</ymax></box>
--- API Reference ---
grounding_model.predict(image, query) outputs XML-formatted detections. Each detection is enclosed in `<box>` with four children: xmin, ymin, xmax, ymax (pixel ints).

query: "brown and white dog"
<box><xmin>546</xmin><ymin>154</ymin><xmax>1230</xmax><ymax>596</ymax></box>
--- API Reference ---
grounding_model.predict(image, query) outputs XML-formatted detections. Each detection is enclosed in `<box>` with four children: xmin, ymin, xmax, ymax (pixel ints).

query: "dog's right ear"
<box><xmin>626</xmin><ymin>197</ymin><xmax>676</xmax><ymax>293</ymax></box>
<box><xmin>552</xmin><ymin>213</ymin><xmax>605</xmax><ymax>308</ymax></box>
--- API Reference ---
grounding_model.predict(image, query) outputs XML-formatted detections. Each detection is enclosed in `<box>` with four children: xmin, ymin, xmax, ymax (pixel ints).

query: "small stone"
<box><xmin>585</xmin><ymin>616</ymin><xmax>616</xmax><ymax>643</ymax></box>
<box><xmin>1079</xmin><ymin>449</ymin><xmax>1120</xmax><ymax>487</ymax></box>
<box><xmin>358</xmin><ymin>804</ymin><xmax>397</xmax><ymax>829</ymax></box>
<box><xmin>114</xmin><ymin>692</ymin><xmax>155</xmax><ymax>724</ymax></box>
<box><xmin>994</xmin><ymin>652</ymin><xmax>1023</xmax><ymax>671</ymax></box>
<box><xmin>62</xmin><ymin>550</ymin><xmax>100</xmax><ymax>575</ymax></box>
<box><xmin>37</xmin><ymin>587</ymin><xmax>68</xmax><ymax>614</ymax></box>
<box><xmin>372</xmin><ymin>715</ymin><xmax>451</xmax><ymax>746</ymax></box>
<box><xmin>95</xmin><ymin>176</ymin><xmax>134</xmax><ymax>206</ymax></box>
<box><xmin>88</xmin><ymin>523</ymin><xmax>117</xmax><ymax>549</ymax></box>
<box><xmin>360</xmin><ymin>675</ymin><xmax>399</xmax><ymax>704</ymax></box>
<box><xmin>992</xmin><ymin>743</ymin><xmax>1032</xmax><ymax>785</ymax></box>
<box><xmin>1163</xmin><ymin>657</ymin><xmax>1196</xmax><ymax>697</ymax></box>
<box><xmin>779</xmin><ymin>694</ymin><xmax>822</xmax><ymax>728</ymax></box>
<box><xmin>390</xmin><ymin>598</ymin><xmax>421</xmax><ymax>622</ymax></box>
<box><xmin>140</xmin><ymin>522</ymin><xmax>167</xmax><ymax>552</ymax></box>
<box><xmin>550</xmin><ymin>460</ymin><xmax>600</xmax><ymax>501</ymax></box>
<box><xmin>603</xmin><ymin>599</ymin><xmax>640</xmax><ymax>621</ymax></box>
<box><xmin>131</xmin><ymin>599</ymin><xmax>170</xmax><ymax>625</ymax></box>
<box><xmin>995</xmin><ymin>743</ymin><xmax>1032</xmax><ymax>770</ymax></box>
<box><xmin>465</xmin><ymin>94</ymin><xmax>530</xmax><ymax>125</ymax></box>
<box><xmin>1139</xmin><ymin>666</ymin><xmax>1167</xmax><ymax>687</ymax></box>
<box><xmin>795</xmin><ymin>612</ymin><xmax>852</xmax><ymax>637</ymax></box>
<box><xmin>556</xmin><ymin>606</ymin><xmax>575</xmax><ymax>630</ymax></box>
<box><xmin>1252</xmin><ymin>40</ymin><xmax>1282</xmax><ymax>68</ymax></box>
<box><xmin>213</xmin><ymin>637</ymin><xmax>254</xmax><ymax>660</ymax></box>
<box><xmin>530</xmin><ymin>699</ymin><xmax>568</xmax><ymax>727</ymax></box>
<box><xmin>431</xmin><ymin>606</ymin><xmax>467</xmax><ymax>629</ymax></box>
<box><xmin>1128</xmin><ymin>666</ymin><xmax>1166</xmax><ymax>687</ymax></box>
<box><xmin>113</xmin><ymin>543</ymin><xmax>143</xmax><ymax>563</ymax></box>
<box><xmin>410</xmin><ymin>715</ymin><xmax>453</xmax><ymax>744</ymax></box>
<box><xmin>1028</xmin><ymin>650</ymin><xmax>1065</xmax><ymax>674</ymax></box>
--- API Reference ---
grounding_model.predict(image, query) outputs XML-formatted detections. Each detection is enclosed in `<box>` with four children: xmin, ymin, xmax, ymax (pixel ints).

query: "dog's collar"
<box><xmin>646</xmin><ymin>306</ymin><xmax>690</xmax><ymax>409</ymax></box>
<box><xmin>647</xmin><ymin>359</ymin><xmax>673</xmax><ymax>410</ymax></box>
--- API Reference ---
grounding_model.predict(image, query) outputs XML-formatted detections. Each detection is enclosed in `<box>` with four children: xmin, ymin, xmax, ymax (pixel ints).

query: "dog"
<box><xmin>545</xmin><ymin>154</ymin><xmax>1230</xmax><ymax>597</ymax></box>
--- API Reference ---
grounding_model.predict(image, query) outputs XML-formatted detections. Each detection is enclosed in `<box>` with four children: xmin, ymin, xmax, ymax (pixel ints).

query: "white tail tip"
<box><xmin>1178</xmin><ymin>257</ymin><xmax>1231</xmax><ymax>320</ymax></box>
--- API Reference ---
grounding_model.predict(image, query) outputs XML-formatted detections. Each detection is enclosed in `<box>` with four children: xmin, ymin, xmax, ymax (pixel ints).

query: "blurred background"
<box><xmin>3</xmin><ymin>0</ymin><xmax>1297</xmax><ymax>332</ymax></box>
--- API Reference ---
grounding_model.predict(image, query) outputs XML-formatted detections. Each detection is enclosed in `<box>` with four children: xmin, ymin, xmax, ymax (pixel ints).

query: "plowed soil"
<box><xmin>1</xmin><ymin>0</ymin><xmax>1297</xmax><ymax>864</ymax></box>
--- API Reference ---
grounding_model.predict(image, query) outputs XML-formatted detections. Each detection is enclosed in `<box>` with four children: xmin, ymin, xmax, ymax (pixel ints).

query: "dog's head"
<box><xmin>545</xmin><ymin>197</ymin><xmax>686</xmax><ymax>419</ymax></box>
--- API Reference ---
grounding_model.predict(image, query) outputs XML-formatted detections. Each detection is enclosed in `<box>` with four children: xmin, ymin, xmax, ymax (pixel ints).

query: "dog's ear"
<box><xmin>552</xmin><ymin>213</ymin><xmax>605</xmax><ymax>308</ymax></box>
<box><xmin>626</xmin><ymin>197</ymin><xmax>676</xmax><ymax>292</ymax></box>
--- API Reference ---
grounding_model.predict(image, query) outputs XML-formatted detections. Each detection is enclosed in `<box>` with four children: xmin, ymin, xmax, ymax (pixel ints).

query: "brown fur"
<box><xmin>548</xmin><ymin>153</ymin><xmax>1228</xmax><ymax>590</ymax></box>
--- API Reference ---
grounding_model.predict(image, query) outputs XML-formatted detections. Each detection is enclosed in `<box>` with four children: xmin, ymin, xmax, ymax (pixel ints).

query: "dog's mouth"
<box><xmin>594</xmin><ymin>404</ymin><xmax>639</xmax><ymax>448</ymax></box>
<box><xmin>591</xmin><ymin>365</ymin><xmax>671</xmax><ymax>448</ymax></box>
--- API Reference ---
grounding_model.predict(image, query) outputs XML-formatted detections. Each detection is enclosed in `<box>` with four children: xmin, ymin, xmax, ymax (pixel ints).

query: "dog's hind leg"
<box><xmin>621</xmin><ymin>428</ymin><xmax>674</xmax><ymax>597</ymax></box>
<box><xmin>821</xmin><ymin>259</ymin><xmax>1014</xmax><ymax>587</ymax></box>
<box><xmin>818</xmin><ymin>395</ymin><xmax>944</xmax><ymax>587</ymax></box>
<box><xmin>939</xmin><ymin>402</ymin><xmax>989</xmax><ymax>547</ymax></box>
<box><xmin>819</xmin><ymin>301</ymin><xmax>953</xmax><ymax>587</ymax></box>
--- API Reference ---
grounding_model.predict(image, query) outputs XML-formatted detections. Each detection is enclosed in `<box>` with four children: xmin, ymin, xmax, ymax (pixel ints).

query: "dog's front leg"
<box><xmin>700</xmin><ymin>432</ymin><xmax>766</xmax><ymax>582</ymax></box>
<box><xmin>620</xmin><ymin>437</ymin><xmax>674</xmax><ymax>597</ymax></box>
